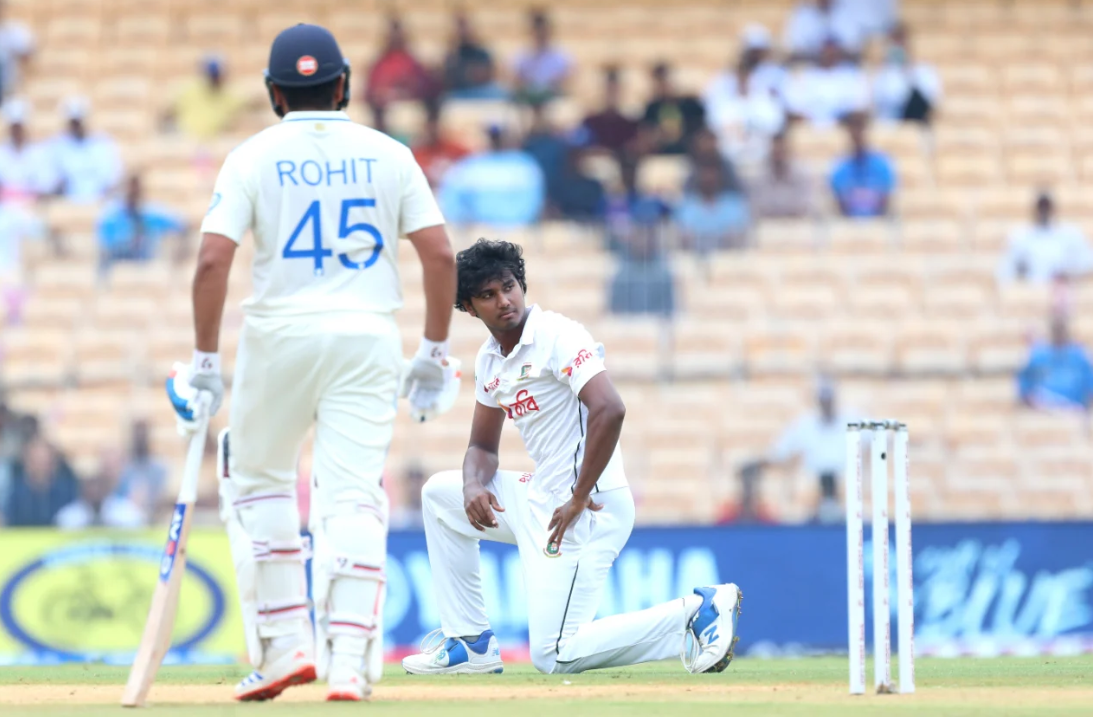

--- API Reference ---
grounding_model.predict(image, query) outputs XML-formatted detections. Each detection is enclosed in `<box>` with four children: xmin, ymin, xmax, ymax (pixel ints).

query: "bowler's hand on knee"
<box><xmin>463</xmin><ymin>484</ymin><xmax>504</xmax><ymax>531</ymax></box>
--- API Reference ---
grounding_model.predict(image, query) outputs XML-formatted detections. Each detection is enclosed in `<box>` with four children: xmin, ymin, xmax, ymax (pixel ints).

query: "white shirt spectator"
<box><xmin>769</xmin><ymin>410</ymin><xmax>859</xmax><ymax>477</ymax></box>
<box><xmin>0</xmin><ymin>18</ymin><xmax>34</xmax><ymax>97</ymax></box>
<box><xmin>997</xmin><ymin>222</ymin><xmax>1093</xmax><ymax>284</ymax></box>
<box><xmin>872</xmin><ymin>59</ymin><xmax>941</xmax><ymax>122</ymax></box>
<box><xmin>704</xmin><ymin>81</ymin><xmax>787</xmax><ymax>167</ymax></box>
<box><xmin>0</xmin><ymin>102</ymin><xmax>58</xmax><ymax>200</ymax></box>
<box><xmin>512</xmin><ymin>48</ymin><xmax>573</xmax><ymax>96</ymax></box>
<box><xmin>784</xmin><ymin>1</ymin><xmax>865</xmax><ymax>58</ymax></box>
<box><xmin>787</xmin><ymin>65</ymin><xmax>868</xmax><ymax>127</ymax></box>
<box><xmin>55</xmin><ymin>495</ymin><xmax>145</xmax><ymax>530</ymax></box>
<box><xmin>840</xmin><ymin>0</ymin><xmax>899</xmax><ymax>37</ymax></box>
<box><xmin>0</xmin><ymin>202</ymin><xmax>44</xmax><ymax>281</ymax></box>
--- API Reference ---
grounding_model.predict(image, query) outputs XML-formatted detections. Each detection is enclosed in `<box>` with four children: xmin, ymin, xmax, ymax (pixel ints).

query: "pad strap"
<box><xmin>256</xmin><ymin>598</ymin><xmax>310</xmax><ymax>624</ymax></box>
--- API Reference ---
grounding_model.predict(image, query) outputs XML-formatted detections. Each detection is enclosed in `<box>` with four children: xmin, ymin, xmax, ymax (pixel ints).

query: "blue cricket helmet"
<box><xmin>263</xmin><ymin>23</ymin><xmax>351</xmax><ymax>116</ymax></box>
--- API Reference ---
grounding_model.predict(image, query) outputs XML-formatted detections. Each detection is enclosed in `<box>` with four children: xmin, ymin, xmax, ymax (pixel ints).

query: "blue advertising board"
<box><xmin>384</xmin><ymin>522</ymin><xmax>1093</xmax><ymax>658</ymax></box>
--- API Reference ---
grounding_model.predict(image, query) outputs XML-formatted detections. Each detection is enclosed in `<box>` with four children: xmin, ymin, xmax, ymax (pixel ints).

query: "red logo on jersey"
<box><xmin>297</xmin><ymin>55</ymin><xmax>318</xmax><ymax>76</ymax></box>
<box><xmin>519</xmin><ymin>473</ymin><xmax>533</xmax><ymax>483</ymax></box>
<box><xmin>501</xmin><ymin>390</ymin><xmax>540</xmax><ymax>420</ymax></box>
<box><xmin>483</xmin><ymin>377</ymin><xmax>500</xmax><ymax>393</ymax></box>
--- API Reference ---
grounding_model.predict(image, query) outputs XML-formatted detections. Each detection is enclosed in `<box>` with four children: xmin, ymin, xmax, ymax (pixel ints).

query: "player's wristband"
<box><xmin>193</xmin><ymin>350</ymin><xmax>221</xmax><ymax>375</ymax></box>
<box><xmin>416</xmin><ymin>338</ymin><xmax>449</xmax><ymax>363</ymax></box>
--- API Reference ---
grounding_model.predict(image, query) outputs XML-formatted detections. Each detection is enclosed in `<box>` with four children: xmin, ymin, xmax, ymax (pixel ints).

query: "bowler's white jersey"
<box><xmin>474</xmin><ymin>305</ymin><xmax>628</xmax><ymax>503</ymax></box>
<box><xmin>200</xmin><ymin>110</ymin><xmax>444</xmax><ymax>319</ymax></box>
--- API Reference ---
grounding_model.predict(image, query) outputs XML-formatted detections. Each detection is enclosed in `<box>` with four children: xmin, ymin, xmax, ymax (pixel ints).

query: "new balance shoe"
<box><xmin>403</xmin><ymin>628</ymin><xmax>503</xmax><ymax>675</ymax></box>
<box><xmin>235</xmin><ymin>645</ymin><xmax>316</xmax><ymax>701</ymax></box>
<box><xmin>326</xmin><ymin>654</ymin><xmax>371</xmax><ymax>702</ymax></box>
<box><xmin>681</xmin><ymin>583</ymin><xmax>743</xmax><ymax>674</ymax></box>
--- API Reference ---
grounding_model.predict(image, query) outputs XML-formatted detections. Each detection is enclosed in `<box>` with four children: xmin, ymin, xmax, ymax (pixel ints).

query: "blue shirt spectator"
<box><xmin>3</xmin><ymin>437</ymin><xmax>79</xmax><ymax>527</ymax></box>
<box><xmin>1018</xmin><ymin>317</ymin><xmax>1093</xmax><ymax>411</ymax></box>
<box><xmin>97</xmin><ymin>174</ymin><xmax>187</xmax><ymax>270</ymax></box>
<box><xmin>675</xmin><ymin>160</ymin><xmax>750</xmax><ymax>254</ymax></box>
<box><xmin>438</xmin><ymin>127</ymin><xmax>545</xmax><ymax>227</ymax></box>
<box><xmin>829</xmin><ymin>114</ymin><xmax>896</xmax><ymax>218</ymax></box>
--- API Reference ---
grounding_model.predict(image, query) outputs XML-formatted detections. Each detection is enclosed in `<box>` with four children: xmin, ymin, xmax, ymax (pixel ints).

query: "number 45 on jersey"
<box><xmin>283</xmin><ymin>198</ymin><xmax>384</xmax><ymax>276</ymax></box>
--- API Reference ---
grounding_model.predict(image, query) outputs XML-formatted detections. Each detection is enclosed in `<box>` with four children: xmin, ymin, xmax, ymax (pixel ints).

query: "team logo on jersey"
<box><xmin>499</xmin><ymin>389</ymin><xmax>539</xmax><ymax>420</ymax></box>
<box><xmin>518</xmin><ymin>363</ymin><xmax>533</xmax><ymax>380</ymax></box>
<box><xmin>544</xmin><ymin>541</ymin><xmax>561</xmax><ymax>558</ymax></box>
<box><xmin>519</xmin><ymin>473</ymin><xmax>532</xmax><ymax>483</ymax></box>
<box><xmin>297</xmin><ymin>55</ymin><xmax>318</xmax><ymax>76</ymax></box>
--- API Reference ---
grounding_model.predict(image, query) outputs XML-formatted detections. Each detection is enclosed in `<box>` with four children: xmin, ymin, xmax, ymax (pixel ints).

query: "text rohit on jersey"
<box><xmin>276</xmin><ymin>158</ymin><xmax>378</xmax><ymax>187</ymax></box>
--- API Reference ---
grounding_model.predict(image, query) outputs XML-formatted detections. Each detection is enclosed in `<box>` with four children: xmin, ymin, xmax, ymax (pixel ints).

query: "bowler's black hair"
<box><xmin>455</xmin><ymin>239</ymin><xmax>527</xmax><ymax>312</ymax></box>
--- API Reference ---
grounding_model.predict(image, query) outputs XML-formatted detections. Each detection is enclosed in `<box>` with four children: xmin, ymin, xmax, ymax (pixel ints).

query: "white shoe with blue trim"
<box><xmin>681</xmin><ymin>583</ymin><xmax>743</xmax><ymax>674</ymax></box>
<box><xmin>234</xmin><ymin>644</ymin><xmax>316</xmax><ymax>701</ymax></box>
<box><xmin>402</xmin><ymin>629</ymin><xmax>504</xmax><ymax>675</ymax></box>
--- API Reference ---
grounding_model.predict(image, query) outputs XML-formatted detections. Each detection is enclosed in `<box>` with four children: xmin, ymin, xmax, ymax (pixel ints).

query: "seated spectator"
<box><xmin>549</xmin><ymin>135</ymin><xmax>606</xmax><ymax>222</ymax></box>
<box><xmin>609</xmin><ymin>225</ymin><xmax>676</xmax><ymax>317</ymax></box>
<box><xmin>0</xmin><ymin>100</ymin><xmax>57</xmax><ymax>201</ymax></box>
<box><xmin>581</xmin><ymin>66</ymin><xmax>640</xmax><ymax>159</ymax></box>
<box><xmin>97</xmin><ymin>174</ymin><xmax>188</xmax><ymax>273</ymax></box>
<box><xmin>412</xmin><ymin>103</ymin><xmax>470</xmax><ymax>188</ymax></box>
<box><xmin>3</xmin><ymin>434</ymin><xmax>79</xmax><ymax>527</ymax></box>
<box><xmin>0</xmin><ymin>189</ymin><xmax>47</xmax><ymax>315</ymax></box>
<box><xmin>605</xmin><ymin>156</ymin><xmax>672</xmax><ymax>255</ymax></box>
<box><xmin>703</xmin><ymin>25</ymin><xmax>787</xmax><ymax>168</ymax></box>
<box><xmin>873</xmin><ymin>23</ymin><xmax>941</xmax><ymax>125</ymax></box>
<box><xmin>756</xmin><ymin>378</ymin><xmax>859</xmax><ymax>524</ymax></box>
<box><xmin>675</xmin><ymin>159</ymin><xmax>751</xmax><ymax>255</ymax></box>
<box><xmin>0</xmin><ymin>1</ymin><xmax>34</xmax><ymax>102</ymax></box>
<box><xmin>163</xmin><ymin>55</ymin><xmax>245</xmax><ymax>140</ymax></box>
<box><xmin>56</xmin><ymin>449</ymin><xmax>144</xmax><ymax>529</ymax></box>
<box><xmin>442</xmin><ymin>13</ymin><xmax>506</xmax><ymax>100</ymax></box>
<box><xmin>685</xmin><ymin>127</ymin><xmax>744</xmax><ymax>194</ymax></box>
<box><xmin>512</xmin><ymin>10</ymin><xmax>573</xmax><ymax>105</ymax></box>
<box><xmin>640</xmin><ymin>63</ymin><xmax>706</xmax><ymax>155</ymax></box>
<box><xmin>751</xmin><ymin>131</ymin><xmax>816</xmax><ymax>218</ymax></box>
<box><xmin>389</xmin><ymin>464</ymin><xmax>427</xmax><ymax>530</ymax></box>
<box><xmin>50</xmin><ymin>97</ymin><xmax>123</xmax><ymax>202</ymax></box>
<box><xmin>522</xmin><ymin>102</ymin><xmax>569</xmax><ymax>193</ymax></box>
<box><xmin>786</xmin><ymin>39</ymin><xmax>868</xmax><ymax>127</ymax></box>
<box><xmin>116</xmin><ymin>419</ymin><xmax>167</xmax><ymax>520</ymax></box>
<box><xmin>998</xmin><ymin>191</ymin><xmax>1093</xmax><ymax>284</ymax></box>
<box><xmin>364</xmin><ymin>16</ymin><xmax>438</xmax><ymax>134</ymax></box>
<box><xmin>438</xmin><ymin>125</ymin><xmax>545</xmax><ymax>227</ymax></box>
<box><xmin>841</xmin><ymin>0</ymin><xmax>899</xmax><ymax>38</ymax></box>
<box><xmin>829</xmin><ymin>113</ymin><xmax>896</xmax><ymax>218</ymax></box>
<box><xmin>784</xmin><ymin>0</ymin><xmax>865</xmax><ymax>63</ymax></box>
<box><xmin>1018</xmin><ymin>314</ymin><xmax>1093</xmax><ymax>412</ymax></box>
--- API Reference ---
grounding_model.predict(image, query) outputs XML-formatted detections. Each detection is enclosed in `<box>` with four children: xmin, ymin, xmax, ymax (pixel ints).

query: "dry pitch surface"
<box><xmin>1</xmin><ymin>656</ymin><xmax>1091</xmax><ymax>716</ymax></box>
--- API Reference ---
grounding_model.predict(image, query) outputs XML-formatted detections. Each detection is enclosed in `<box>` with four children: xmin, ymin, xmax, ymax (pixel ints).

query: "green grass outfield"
<box><xmin>1</xmin><ymin>656</ymin><xmax>1091</xmax><ymax>716</ymax></box>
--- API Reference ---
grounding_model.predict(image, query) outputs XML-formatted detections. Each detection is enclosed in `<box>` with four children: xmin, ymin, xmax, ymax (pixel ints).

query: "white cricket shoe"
<box><xmin>234</xmin><ymin>644</ymin><xmax>316</xmax><ymax>701</ymax></box>
<box><xmin>403</xmin><ymin>629</ymin><xmax>504</xmax><ymax>675</ymax></box>
<box><xmin>681</xmin><ymin>583</ymin><xmax>743</xmax><ymax>674</ymax></box>
<box><xmin>326</xmin><ymin>654</ymin><xmax>371</xmax><ymax>702</ymax></box>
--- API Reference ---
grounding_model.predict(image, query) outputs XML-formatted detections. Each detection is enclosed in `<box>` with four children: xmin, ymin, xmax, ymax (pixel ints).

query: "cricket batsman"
<box><xmin>166</xmin><ymin>24</ymin><xmax>456</xmax><ymax>702</ymax></box>
<box><xmin>403</xmin><ymin>239</ymin><xmax>742</xmax><ymax>676</ymax></box>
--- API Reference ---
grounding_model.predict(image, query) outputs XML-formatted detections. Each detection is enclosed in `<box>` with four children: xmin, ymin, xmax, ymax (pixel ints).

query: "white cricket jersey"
<box><xmin>200</xmin><ymin>110</ymin><xmax>444</xmax><ymax>319</ymax></box>
<box><xmin>474</xmin><ymin>305</ymin><xmax>628</xmax><ymax>503</ymax></box>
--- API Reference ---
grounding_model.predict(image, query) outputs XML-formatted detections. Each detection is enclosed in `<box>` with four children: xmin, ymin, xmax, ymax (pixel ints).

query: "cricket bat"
<box><xmin>121</xmin><ymin>415</ymin><xmax>209</xmax><ymax>707</ymax></box>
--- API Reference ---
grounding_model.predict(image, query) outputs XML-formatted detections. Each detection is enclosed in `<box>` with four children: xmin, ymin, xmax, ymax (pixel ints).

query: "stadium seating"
<box><xmin>2</xmin><ymin>0</ymin><xmax>1093</xmax><ymax>524</ymax></box>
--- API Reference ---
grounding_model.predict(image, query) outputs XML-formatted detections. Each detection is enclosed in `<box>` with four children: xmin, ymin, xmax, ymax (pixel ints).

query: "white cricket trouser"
<box><xmin>422</xmin><ymin>470</ymin><xmax>695</xmax><ymax>674</ymax></box>
<box><xmin>229</xmin><ymin>312</ymin><xmax>401</xmax><ymax>512</ymax></box>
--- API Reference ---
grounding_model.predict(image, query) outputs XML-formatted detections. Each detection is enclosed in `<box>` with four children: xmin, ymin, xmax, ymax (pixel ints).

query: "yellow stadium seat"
<box><xmin>72</xmin><ymin>330</ymin><xmax>144</xmax><ymax>386</ymax></box>
<box><xmin>970</xmin><ymin>319</ymin><xmax>1029</xmax><ymax>373</ymax></box>
<box><xmin>897</xmin><ymin>320</ymin><xmax>965</xmax><ymax>375</ymax></box>
<box><xmin>31</xmin><ymin>263</ymin><xmax>97</xmax><ymax>302</ymax></box>
<box><xmin>820</xmin><ymin>321</ymin><xmax>894</xmax><ymax>375</ymax></box>
<box><xmin>1</xmin><ymin>329</ymin><xmax>72</xmax><ymax>386</ymax></box>
<box><xmin>744</xmin><ymin>325</ymin><xmax>816</xmax><ymax>375</ymax></box>
<box><xmin>636</xmin><ymin>155</ymin><xmax>688</xmax><ymax>199</ymax></box>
